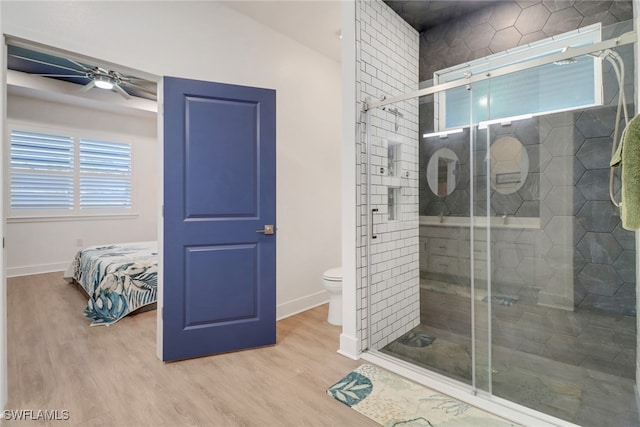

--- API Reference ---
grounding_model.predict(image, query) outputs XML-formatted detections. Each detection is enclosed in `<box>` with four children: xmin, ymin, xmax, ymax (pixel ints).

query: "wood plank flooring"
<box><xmin>6</xmin><ymin>272</ymin><xmax>375</xmax><ymax>426</ymax></box>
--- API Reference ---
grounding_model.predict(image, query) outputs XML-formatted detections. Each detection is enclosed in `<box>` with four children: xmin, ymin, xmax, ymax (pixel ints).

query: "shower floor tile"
<box><xmin>380</xmin><ymin>285</ymin><xmax>639</xmax><ymax>427</ymax></box>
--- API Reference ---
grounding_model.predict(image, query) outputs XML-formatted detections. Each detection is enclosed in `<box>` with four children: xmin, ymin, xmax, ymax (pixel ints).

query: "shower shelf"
<box><xmin>379</xmin><ymin>136</ymin><xmax>409</xmax><ymax>188</ymax></box>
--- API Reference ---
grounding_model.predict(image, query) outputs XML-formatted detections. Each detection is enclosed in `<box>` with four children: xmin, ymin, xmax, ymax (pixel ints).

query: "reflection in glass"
<box><xmin>489</xmin><ymin>136</ymin><xmax>529</xmax><ymax>195</ymax></box>
<box><xmin>427</xmin><ymin>147</ymin><xmax>459</xmax><ymax>197</ymax></box>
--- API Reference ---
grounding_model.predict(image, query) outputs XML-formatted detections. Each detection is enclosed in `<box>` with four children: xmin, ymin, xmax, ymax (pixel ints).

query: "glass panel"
<box><xmin>443</xmin><ymin>56</ymin><xmax>599</xmax><ymax>129</ymax></box>
<box><xmin>472</xmin><ymin>119</ymin><xmax>491</xmax><ymax>393</ymax></box>
<box><xmin>379</xmin><ymin>88</ymin><xmax>476</xmax><ymax>387</ymax></box>
<box><xmin>484</xmin><ymin>34</ymin><xmax>637</xmax><ymax>425</ymax></box>
<box><xmin>436</xmin><ymin>24</ymin><xmax>602</xmax><ymax>131</ymax></box>
<box><xmin>364</xmin><ymin>97</ymin><xmax>422</xmax><ymax>357</ymax></box>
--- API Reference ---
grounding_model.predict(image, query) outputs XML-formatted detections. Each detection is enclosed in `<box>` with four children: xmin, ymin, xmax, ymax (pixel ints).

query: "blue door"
<box><xmin>162</xmin><ymin>76</ymin><xmax>276</xmax><ymax>362</ymax></box>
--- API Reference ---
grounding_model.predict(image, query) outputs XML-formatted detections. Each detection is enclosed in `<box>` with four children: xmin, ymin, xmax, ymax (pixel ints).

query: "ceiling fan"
<box><xmin>8</xmin><ymin>50</ymin><xmax>157</xmax><ymax>100</ymax></box>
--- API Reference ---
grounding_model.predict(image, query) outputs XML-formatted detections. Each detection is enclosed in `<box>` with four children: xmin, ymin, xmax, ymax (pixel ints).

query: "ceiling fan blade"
<box><xmin>65</xmin><ymin>58</ymin><xmax>92</xmax><ymax>72</ymax></box>
<box><xmin>113</xmin><ymin>84</ymin><xmax>132</xmax><ymax>100</ymax></box>
<box><xmin>9</xmin><ymin>54</ymin><xmax>85</xmax><ymax>74</ymax></box>
<box><xmin>32</xmin><ymin>74</ymin><xmax>89</xmax><ymax>78</ymax></box>
<box><xmin>122</xmin><ymin>76</ymin><xmax>152</xmax><ymax>83</ymax></box>
<box><xmin>79</xmin><ymin>81</ymin><xmax>96</xmax><ymax>92</ymax></box>
<box><xmin>122</xmin><ymin>82</ymin><xmax>157</xmax><ymax>96</ymax></box>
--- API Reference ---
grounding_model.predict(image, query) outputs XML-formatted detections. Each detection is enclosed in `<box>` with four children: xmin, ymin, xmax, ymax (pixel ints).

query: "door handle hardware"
<box><xmin>371</xmin><ymin>209</ymin><xmax>378</xmax><ymax>240</ymax></box>
<box><xmin>256</xmin><ymin>225</ymin><xmax>275</xmax><ymax>235</ymax></box>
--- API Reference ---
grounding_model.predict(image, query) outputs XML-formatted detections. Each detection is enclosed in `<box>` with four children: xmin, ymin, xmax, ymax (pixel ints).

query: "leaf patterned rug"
<box><xmin>328</xmin><ymin>364</ymin><xmax>519</xmax><ymax>427</ymax></box>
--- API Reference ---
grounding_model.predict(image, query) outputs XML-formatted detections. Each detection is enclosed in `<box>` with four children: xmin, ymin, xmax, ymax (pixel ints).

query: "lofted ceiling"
<box><xmin>222</xmin><ymin>0</ymin><xmax>342</xmax><ymax>62</ymax></box>
<box><xmin>6</xmin><ymin>1</ymin><xmax>482</xmax><ymax>99</ymax></box>
<box><xmin>223</xmin><ymin>1</ymin><xmax>492</xmax><ymax>62</ymax></box>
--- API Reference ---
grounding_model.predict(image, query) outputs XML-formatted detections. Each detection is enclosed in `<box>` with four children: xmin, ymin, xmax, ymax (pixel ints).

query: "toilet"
<box><xmin>322</xmin><ymin>267</ymin><xmax>343</xmax><ymax>326</ymax></box>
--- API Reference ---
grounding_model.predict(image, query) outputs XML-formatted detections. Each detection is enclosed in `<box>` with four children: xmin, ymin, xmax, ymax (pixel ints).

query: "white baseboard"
<box><xmin>7</xmin><ymin>263</ymin><xmax>68</xmax><ymax>278</ymax></box>
<box><xmin>276</xmin><ymin>290</ymin><xmax>328</xmax><ymax>320</ymax></box>
<box><xmin>338</xmin><ymin>333</ymin><xmax>360</xmax><ymax>360</ymax></box>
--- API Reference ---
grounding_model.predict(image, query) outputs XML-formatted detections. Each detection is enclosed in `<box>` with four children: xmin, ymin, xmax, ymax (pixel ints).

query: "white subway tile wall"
<box><xmin>355</xmin><ymin>0</ymin><xmax>420</xmax><ymax>351</ymax></box>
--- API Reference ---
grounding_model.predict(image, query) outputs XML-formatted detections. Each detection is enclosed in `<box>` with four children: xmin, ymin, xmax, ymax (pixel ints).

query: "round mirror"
<box><xmin>489</xmin><ymin>136</ymin><xmax>529</xmax><ymax>195</ymax></box>
<box><xmin>427</xmin><ymin>148</ymin><xmax>459</xmax><ymax>197</ymax></box>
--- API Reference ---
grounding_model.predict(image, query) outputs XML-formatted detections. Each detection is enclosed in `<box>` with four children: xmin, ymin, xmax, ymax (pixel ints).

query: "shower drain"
<box><xmin>398</xmin><ymin>332</ymin><xmax>436</xmax><ymax>348</ymax></box>
<box><xmin>482</xmin><ymin>296</ymin><xmax>518</xmax><ymax>306</ymax></box>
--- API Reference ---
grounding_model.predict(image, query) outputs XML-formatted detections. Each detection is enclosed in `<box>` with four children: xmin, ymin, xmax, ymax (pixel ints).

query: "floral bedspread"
<box><xmin>64</xmin><ymin>241</ymin><xmax>158</xmax><ymax>326</ymax></box>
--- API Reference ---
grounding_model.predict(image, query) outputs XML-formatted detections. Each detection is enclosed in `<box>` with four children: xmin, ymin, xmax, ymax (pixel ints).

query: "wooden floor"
<box><xmin>6</xmin><ymin>272</ymin><xmax>375</xmax><ymax>427</ymax></box>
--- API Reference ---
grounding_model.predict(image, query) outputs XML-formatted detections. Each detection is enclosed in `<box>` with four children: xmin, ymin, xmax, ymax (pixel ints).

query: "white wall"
<box><xmin>1</xmin><ymin>0</ymin><xmax>342</xmax><ymax>318</ymax></box>
<box><xmin>6</xmin><ymin>94</ymin><xmax>158</xmax><ymax>276</ymax></box>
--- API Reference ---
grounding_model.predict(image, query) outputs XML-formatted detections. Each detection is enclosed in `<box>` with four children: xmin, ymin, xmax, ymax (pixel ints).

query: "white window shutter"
<box><xmin>79</xmin><ymin>139</ymin><xmax>132</xmax><ymax>210</ymax></box>
<box><xmin>10</xmin><ymin>130</ymin><xmax>74</xmax><ymax>210</ymax></box>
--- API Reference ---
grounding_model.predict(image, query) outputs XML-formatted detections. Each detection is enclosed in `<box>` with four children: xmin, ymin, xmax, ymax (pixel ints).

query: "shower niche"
<box><xmin>380</xmin><ymin>137</ymin><xmax>408</xmax><ymax>184</ymax></box>
<box><xmin>381</xmin><ymin>137</ymin><xmax>408</xmax><ymax>221</ymax></box>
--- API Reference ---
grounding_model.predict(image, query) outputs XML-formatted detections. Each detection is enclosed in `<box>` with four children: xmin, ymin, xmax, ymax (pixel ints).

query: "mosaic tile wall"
<box><xmin>414</xmin><ymin>1</ymin><xmax>635</xmax><ymax>316</ymax></box>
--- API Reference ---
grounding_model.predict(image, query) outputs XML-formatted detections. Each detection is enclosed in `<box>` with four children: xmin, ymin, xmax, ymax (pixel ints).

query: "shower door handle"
<box><xmin>371</xmin><ymin>209</ymin><xmax>378</xmax><ymax>240</ymax></box>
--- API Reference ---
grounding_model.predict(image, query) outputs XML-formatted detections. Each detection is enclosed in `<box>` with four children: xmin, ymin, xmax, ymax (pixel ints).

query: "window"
<box><xmin>434</xmin><ymin>24</ymin><xmax>603</xmax><ymax>130</ymax></box>
<box><xmin>9</xmin><ymin>128</ymin><xmax>133</xmax><ymax>216</ymax></box>
<box><xmin>10</xmin><ymin>130</ymin><xmax>74</xmax><ymax>210</ymax></box>
<box><xmin>79</xmin><ymin>139</ymin><xmax>132</xmax><ymax>209</ymax></box>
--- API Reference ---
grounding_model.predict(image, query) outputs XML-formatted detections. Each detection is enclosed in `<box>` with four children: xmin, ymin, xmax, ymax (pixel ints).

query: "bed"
<box><xmin>64</xmin><ymin>241</ymin><xmax>158</xmax><ymax>326</ymax></box>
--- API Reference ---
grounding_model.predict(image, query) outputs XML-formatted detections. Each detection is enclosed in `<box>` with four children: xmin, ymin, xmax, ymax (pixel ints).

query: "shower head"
<box><xmin>553</xmin><ymin>47</ymin><xmax>619</xmax><ymax>65</ymax></box>
<box><xmin>553</xmin><ymin>46</ymin><xmax>578</xmax><ymax>65</ymax></box>
<box><xmin>553</xmin><ymin>58</ymin><xmax>578</xmax><ymax>65</ymax></box>
<box><xmin>385</xmin><ymin>107</ymin><xmax>404</xmax><ymax>118</ymax></box>
<box><xmin>384</xmin><ymin>107</ymin><xmax>404</xmax><ymax>133</ymax></box>
<box><xmin>588</xmin><ymin>49</ymin><xmax>616</xmax><ymax>60</ymax></box>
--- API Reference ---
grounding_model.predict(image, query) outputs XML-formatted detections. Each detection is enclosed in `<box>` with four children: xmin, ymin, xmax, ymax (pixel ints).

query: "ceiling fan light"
<box><xmin>94</xmin><ymin>74</ymin><xmax>114</xmax><ymax>90</ymax></box>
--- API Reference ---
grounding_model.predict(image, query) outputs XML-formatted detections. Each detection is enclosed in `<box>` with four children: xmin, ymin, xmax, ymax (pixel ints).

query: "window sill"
<box><xmin>7</xmin><ymin>213</ymin><xmax>140</xmax><ymax>223</ymax></box>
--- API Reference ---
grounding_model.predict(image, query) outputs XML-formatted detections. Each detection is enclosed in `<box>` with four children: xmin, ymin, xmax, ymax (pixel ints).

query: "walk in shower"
<box><xmin>362</xmin><ymin>18</ymin><xmax>638</xmax><ymax>427</ymax></box>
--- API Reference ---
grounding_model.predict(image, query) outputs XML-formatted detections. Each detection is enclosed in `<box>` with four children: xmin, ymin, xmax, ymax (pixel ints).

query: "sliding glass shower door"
<box><xmin>369</xmin><ymin>22</ymin><xmax>638</xmax><ymax>426</ymax></box>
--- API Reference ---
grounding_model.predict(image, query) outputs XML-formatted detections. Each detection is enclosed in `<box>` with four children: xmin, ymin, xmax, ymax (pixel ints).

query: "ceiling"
<box><xmin>6</xmin><ymin>1</ymin><xmax>480</xmax><ymax>101</ymax></box>
<box><xmin>6</xmin><ymin>1</ymin><xmax>341</xmax><ymax>101</ymax></box>
<box><xmin>224</xmin><ymin>1</ymin><xmax>552</xmax><ymax>104</ymax></box>
<box><xmin>224</xmin><ymin>1</ymin><xmax>495</xmax><ymax>62</ymax></box>
<box><xmin>383</xmin><ymin>1</ymin><xmax>497</xmax><ymax>33</ymax></box>
<box><xmin>222</xmin><ymin>1</ymin><xmax>342</xmax><ymax>62</ymax></box>
<box><xmin>7</xmin><ymin>43</ymin><xmax>158</xmax><ymax>101</ymax></box>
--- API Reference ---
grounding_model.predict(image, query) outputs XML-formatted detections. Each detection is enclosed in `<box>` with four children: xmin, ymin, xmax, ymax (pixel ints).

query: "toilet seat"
<box><xmin>323</xmin><ymin>267</ymin><xmax>342</xmax><ymax>282</ymax></box>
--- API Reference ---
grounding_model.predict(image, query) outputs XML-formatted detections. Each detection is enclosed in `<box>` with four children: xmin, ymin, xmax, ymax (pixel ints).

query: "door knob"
<box><xmin>256</xmin><ymin>225</ymin><xmax>275</xmax><ymax>235</ymax></box>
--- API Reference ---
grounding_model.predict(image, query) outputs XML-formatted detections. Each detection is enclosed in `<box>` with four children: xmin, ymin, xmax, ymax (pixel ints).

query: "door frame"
<box><xmin>0</xmin><ymin>34</ymin><xmax>165</xmax><ymax>407</ymax></box>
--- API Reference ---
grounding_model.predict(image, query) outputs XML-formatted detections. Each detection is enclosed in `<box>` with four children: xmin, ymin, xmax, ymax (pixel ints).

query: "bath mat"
<box><xmin>328</xmin><ymin>364</ymin><xmax>519</xmax><ymax>426</ymax></box>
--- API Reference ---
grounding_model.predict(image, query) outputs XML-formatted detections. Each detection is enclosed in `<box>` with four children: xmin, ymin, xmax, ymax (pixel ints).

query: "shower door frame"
<box><xmin>361</xmin><ymin>29</ymin><xmax>638</xmax><ymax>427</ymax></box>
<box><xmin>364</xmin><ymin>31</ymin><xmax>635</xmax><ymax>112</ymax></box>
